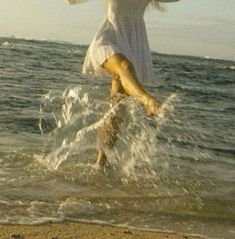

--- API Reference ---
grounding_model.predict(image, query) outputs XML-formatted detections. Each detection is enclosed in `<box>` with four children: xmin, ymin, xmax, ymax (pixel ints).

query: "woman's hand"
<box><xmin>158</xmin><ymin>0</ymin><xmax>180</xmax><ymax>2</ymax></box>
<box><xmin>65</xmin><ymin>0</ymin><xmax>88</xmax><ymax>5</ymax></box>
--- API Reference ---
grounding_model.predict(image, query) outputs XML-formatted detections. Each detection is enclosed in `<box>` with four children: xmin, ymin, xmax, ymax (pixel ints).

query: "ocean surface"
<box><xmin>0</xmin><ymin>37</ymin><xmax>234</xmax><ymax>239</ymax></box>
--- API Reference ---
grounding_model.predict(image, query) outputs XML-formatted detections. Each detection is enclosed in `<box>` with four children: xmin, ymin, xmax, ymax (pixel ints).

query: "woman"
<box><xmin>65</xmin><ymin>0</ymin><xmax>179</xmax><ymax>165</ymax></box>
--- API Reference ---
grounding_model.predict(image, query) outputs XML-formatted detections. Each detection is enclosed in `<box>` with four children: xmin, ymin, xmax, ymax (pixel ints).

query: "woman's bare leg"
<box><xmin>96</xmin><ymin>74</ymin><xmax>125</xmax><ymax>166</ymax></box>
<box><xmin>103</xmin><ymin>54</ymin><xmax>161</xmax><ymax>116</ymax></box>
<box><xmin>96</xmin><ymin>53</ymin><xmax>161</xmax><ymax>166</ymax></box>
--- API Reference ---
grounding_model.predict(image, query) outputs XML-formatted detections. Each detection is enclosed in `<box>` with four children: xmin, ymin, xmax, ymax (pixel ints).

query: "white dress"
<box><xmin>66</xmin><ymin>0</ymin><xmax>179</xmax><ymax>82</ymax></box>
<box><xmin>82</xmin><ymin>0</ymin><xmax>154</xmax><ymax>83</ymax></box>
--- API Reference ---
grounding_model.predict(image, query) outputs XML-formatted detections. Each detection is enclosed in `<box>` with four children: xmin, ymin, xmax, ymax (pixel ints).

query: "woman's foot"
<box><xmin>96</xmin><ymin>149</ymin><xmax>107</xmax><ymax>167</ymax></box>
<box><xmin>144</xmin><ymin>96</ymin><xmax>161</xmax><ymax>117</ymax></box>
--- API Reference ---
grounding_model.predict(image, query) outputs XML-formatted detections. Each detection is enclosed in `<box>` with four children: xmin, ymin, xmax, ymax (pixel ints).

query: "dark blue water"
<box><xmin>0</xmin><ymin>37</ymin><xmax>234</xmax><ymax>239</ymax></box>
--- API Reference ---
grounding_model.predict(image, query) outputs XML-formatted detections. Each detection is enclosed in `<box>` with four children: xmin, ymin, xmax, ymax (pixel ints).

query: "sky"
<box><xmin>0</xmin><ymin>0</ymin><xmax>234</xmax><ymax>60</ymax></box>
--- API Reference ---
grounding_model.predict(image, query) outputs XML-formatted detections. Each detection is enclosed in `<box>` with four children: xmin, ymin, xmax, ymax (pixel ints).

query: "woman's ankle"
<box><xmin>96</xmin><ymin>150</ymin><xmax>107</xmax><ymax>166</ymax></box>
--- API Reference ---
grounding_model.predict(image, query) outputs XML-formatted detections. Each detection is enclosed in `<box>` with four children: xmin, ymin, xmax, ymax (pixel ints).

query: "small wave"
<box><xmin>1</xmin><ymin>41</ymin><xmax>15</xmax><ymax>48</ymax></box>
<box><xmin>2</xmin><ymin>41</ymin><xmax>10</xmax><ymax>46</ymax></box>
<box><xmin>1</xmin><ymin>40</ymin><xmax>40</xmax><ymax>51</ymax></box>
<box><xmin>66</xmin><ymin>49</ymin><xmax>83</xmax><ymax>54</ymax></box>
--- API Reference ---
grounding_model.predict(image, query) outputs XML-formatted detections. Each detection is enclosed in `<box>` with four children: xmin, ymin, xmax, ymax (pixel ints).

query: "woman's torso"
<box><xmin>105</xmin><ymin>0</ymin><xmax>151</xmax><ymax>19</ymax></box>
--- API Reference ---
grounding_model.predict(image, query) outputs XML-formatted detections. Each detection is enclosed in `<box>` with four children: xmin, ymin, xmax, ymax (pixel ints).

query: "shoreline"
<box><xmin>0</xmin><ymin>221</ymin><xmax>205</xmax><ymax>239</ymax></box>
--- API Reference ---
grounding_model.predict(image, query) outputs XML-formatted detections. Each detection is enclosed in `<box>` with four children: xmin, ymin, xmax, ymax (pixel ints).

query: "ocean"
<box><xmin>0</xmin><ymin>36</ymin><xmax>234</xmax><ymax>239</ymax></box>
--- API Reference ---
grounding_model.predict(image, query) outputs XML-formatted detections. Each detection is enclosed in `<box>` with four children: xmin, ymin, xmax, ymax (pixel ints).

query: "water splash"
<box><xmin>39</xmin><ymin>85</ymin><xmax>179</xmax><ymax>185</ymax></box>
<box><xmin>37</xmin><ymin>84</ymin><xmax>210</xmax><ymax>213</ymax></box>
<box><xmin>38</xmin><ymin>84</ymin><xmax>208</xmax><ymax>214</ymax></box>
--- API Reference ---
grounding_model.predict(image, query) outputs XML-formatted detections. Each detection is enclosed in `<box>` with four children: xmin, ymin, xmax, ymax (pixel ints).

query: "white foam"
<box><xmin>2</xmin><ymin>41</ymin><xmax>10</xmax><ymax>46</ymax></box>
<box><xmin>1</xmin><ymin>41</ymin><xmax>15</xmax><ymax>48</ymax></box>
<box><xmin>39</xmin><ymin>85</ymin><xmax>180</xmax><ymax>191</ymax></box>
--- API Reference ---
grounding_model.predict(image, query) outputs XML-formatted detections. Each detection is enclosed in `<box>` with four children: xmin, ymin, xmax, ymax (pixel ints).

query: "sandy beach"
<box><xmin>0</xmin><ymin>222</ymin><xmax>204</xmax><ymax>239</ymax></box>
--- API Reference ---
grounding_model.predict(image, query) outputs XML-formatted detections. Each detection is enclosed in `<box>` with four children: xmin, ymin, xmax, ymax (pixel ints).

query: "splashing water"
<box><xmin>37</xmin><ymin>85</ymin><xmax>209</xmax><ymax>223</ymax></box>
<box><xmin>38</xmin><ymin>85</ymin><xmax>180</xmax><ymax>188</ymax></box>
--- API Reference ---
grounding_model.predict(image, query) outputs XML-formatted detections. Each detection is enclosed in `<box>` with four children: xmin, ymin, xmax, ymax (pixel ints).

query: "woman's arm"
<box><xmin>159</xmin><ymin>0</ymin><xmax>180</xmax><ymax>2</ymax></box>
<box><xmin>65</xmin><ymin>0</ymin><xmax>88</xmax><ymax>5</ymax></box>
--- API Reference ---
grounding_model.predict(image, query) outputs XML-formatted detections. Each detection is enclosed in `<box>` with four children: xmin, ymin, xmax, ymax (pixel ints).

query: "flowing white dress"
<box><xmin>82</xmin><ymin>0</ymin><xmax>154</xmax><ymax>83</ymax></box>
<box><xmin>66</xmin><ymin>0</ymin><xmax>179</xmax><ymax>83</ymax></box>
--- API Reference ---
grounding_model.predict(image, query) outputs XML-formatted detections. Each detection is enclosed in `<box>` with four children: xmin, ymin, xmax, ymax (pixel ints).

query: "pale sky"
<box><xmin>0</xmin><ymin>0</ymin><xmax>234</xmax><ymax>60</ymax></box>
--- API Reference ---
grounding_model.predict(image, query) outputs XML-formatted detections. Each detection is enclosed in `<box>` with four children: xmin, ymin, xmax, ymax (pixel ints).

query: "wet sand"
<box><xmin>0</xmin><ymin>221</ymin><xmax>204</xmax><ymax>239</ymax></box>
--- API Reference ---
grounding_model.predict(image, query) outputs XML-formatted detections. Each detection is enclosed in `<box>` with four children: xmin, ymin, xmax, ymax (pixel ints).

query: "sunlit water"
<box><xmin>0</xmin><ymin>37</ymin><xmax>234</xmax><ymax>239</ymax></box>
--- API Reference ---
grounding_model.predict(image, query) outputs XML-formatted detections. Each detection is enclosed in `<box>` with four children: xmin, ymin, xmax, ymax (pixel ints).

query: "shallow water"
<box><xmin>0</xmin><ymin>37</ymin><xmax>234</xmax><ymax>239</ymax></box>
